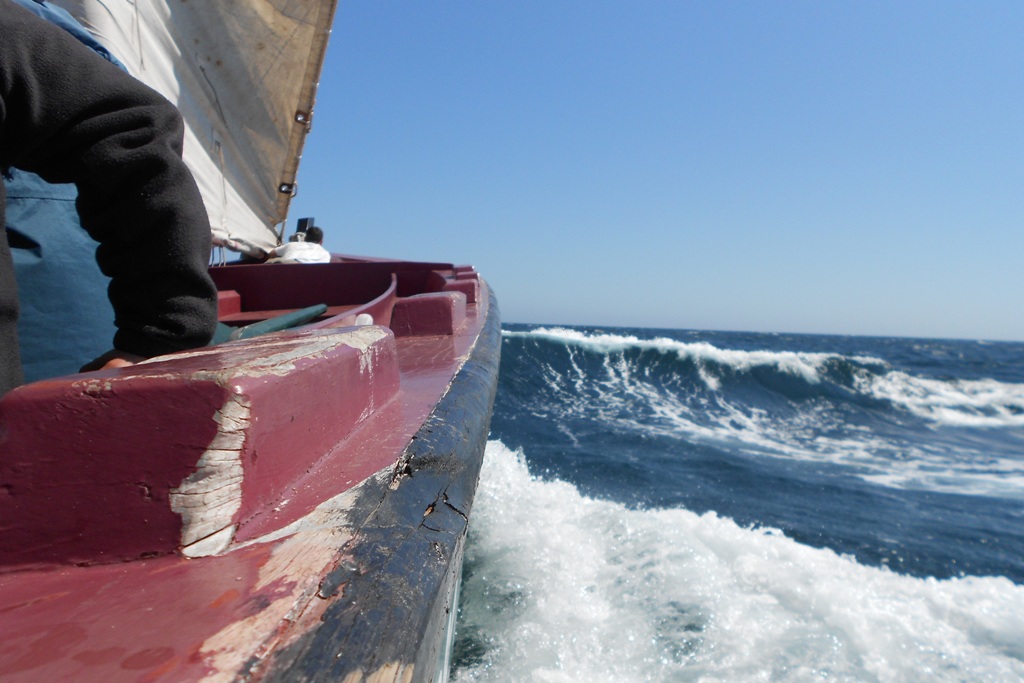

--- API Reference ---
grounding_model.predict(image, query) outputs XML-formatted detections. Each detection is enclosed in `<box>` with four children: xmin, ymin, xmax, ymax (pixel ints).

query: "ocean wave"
<box><xmin>504</xmin><ymin>327</ymin><xmax>1024</xmax><ymax>428</ymax></box>
<box><xmin>504</xmin><ymin>326</ymin><xmax>883</xmax><ymax>390</ymax></box>
<box><xmin>498</xmin><ymin>327</ymin><xmax>1024</xmax><ymax>497</ymax></box>
<box><xmin>453</xmin><ymin>442</ymin><xmax>1024</xmax><ymax>682</ymax></box>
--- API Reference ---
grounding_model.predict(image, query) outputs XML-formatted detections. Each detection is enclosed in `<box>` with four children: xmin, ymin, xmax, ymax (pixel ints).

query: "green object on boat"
<box><xmin>210</xmin><ymin>303</ymin><xmax>328</xmax><ymax>345</ymax></box>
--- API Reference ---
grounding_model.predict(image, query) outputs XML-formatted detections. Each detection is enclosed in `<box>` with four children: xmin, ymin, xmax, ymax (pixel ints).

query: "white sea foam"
<box><xmin>856</xmin><ymin>372</ymin><xmax>1024</xmax><ymax>428</ymax></box>
<box><xmin>453</xmin><ymin>443</ymin><xmax>1024</xmax><ymax>683</ymax></box>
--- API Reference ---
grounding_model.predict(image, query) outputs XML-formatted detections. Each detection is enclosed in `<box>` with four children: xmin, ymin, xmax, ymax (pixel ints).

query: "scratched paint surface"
<box><xmin>0</xmin><ymin>327</ymin><xmax>398</xmax><ymax>566</ymax></box>
<box><xmin>0</xmin><ymin>287</ymin><xmax>491</xmax><ymax>682</ymax></box>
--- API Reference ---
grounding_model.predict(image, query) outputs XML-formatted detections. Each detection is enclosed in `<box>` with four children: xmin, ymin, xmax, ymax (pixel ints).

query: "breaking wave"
<box><xmin>499</xmin><ymin>327</ymin><xmax>1024</xmax><ymax>498</ymax></box>
<box><xmin>507</xmin><ymin>327</ymin><xmax>1024</xmax><ymax>427</ymax></box>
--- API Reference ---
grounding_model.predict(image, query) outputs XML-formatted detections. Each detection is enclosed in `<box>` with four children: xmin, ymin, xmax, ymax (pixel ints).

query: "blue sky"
<box><xmin>289</xmin><ymin>1</ymin><xmax>1023</xmax><ymax>341</ymax></box>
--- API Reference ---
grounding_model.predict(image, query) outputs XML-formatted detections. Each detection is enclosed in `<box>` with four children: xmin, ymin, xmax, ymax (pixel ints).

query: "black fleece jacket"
<box><xmin>0</xmin><ymin>0</ymin><xmax>217</xmax><ymax>393</ymax></box>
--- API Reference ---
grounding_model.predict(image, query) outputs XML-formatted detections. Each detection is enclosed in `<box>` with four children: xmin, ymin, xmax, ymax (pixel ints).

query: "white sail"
<box><xmin>53</xmin><ymin>0</ymin><xmax>337</xmax><ymax>256</ymax></box>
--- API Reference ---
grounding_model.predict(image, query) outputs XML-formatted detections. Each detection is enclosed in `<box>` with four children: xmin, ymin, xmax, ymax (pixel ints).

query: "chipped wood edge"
<box><xmin>170</xmin><ymin>393</ymin><xmax>250</xmax><ymax>556</ymax></box>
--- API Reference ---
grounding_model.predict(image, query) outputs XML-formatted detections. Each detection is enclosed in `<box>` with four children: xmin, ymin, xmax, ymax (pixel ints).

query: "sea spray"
<box><xmin>453</xmin><ymin>443</ymin><xmax>1024</xmax><ymax>682</ymax></box>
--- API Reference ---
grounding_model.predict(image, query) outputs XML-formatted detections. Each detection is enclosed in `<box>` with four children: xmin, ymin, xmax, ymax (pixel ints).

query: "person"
<box><xmin>266</xmin><ymin>226</ymin><xmax>332</xmax><ymax>264</ymax></box>
<box><xmin>0</xmin><ymin>0</ymin><xmax>218</xmax><ymax>395</ymax></box>
<box><xmin>7</xmin><ymin>0</ymin><xmax>128</xmax><ymax>385</ymax></box>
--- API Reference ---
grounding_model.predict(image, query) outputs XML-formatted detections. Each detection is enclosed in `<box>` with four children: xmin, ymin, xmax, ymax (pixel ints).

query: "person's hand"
<box><xmin>80</xmin><ymin>349</ymin><xmax>146</xmax><ymax>372</ymax></box>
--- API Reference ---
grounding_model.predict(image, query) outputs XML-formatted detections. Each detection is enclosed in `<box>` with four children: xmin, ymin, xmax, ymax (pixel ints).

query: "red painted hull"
<box><xmin>0</xmin><ymin>258</ymin><xmax>501</xmax><ymax>682</ymax></box>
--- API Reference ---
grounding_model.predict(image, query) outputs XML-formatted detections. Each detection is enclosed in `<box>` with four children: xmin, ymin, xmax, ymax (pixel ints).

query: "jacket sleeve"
<box><xmin>0</xmin><ymin>0</ymin><xmax>217</xmax><ymax>357</ymax></box>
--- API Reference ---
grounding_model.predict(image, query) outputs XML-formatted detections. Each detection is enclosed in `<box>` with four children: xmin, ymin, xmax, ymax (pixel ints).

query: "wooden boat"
<box><xmin>0</xmin><ymin>2</ymin><xmax>500</xmax><ymax>681</ymax></box>
<box><xmin>1</xmin><ymin>257</ymin><xmax>499</xmax><ymax>681</ymax></box>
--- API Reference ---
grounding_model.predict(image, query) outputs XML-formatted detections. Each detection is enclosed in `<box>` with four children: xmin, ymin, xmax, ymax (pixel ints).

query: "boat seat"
<box><xmin>391</xmin><ymin>292</ymin><xmax>466</xmax><ymax>337</ymax></box>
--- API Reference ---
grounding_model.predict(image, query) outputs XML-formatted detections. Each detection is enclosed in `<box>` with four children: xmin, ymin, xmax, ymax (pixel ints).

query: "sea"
<box><xmin>450</xmin><ymin>324</ymin><xmax>1024</xmax><ymax>683</ymax></box>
